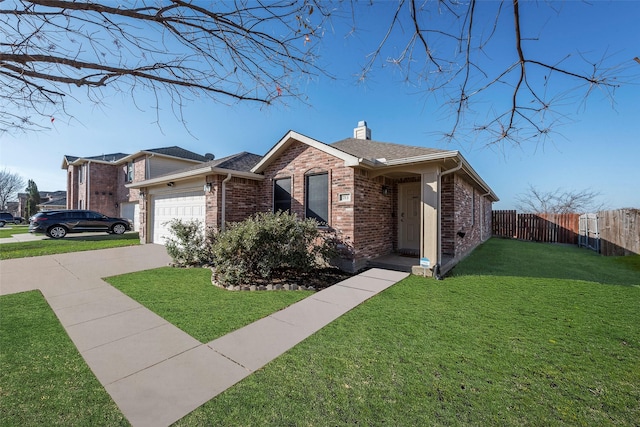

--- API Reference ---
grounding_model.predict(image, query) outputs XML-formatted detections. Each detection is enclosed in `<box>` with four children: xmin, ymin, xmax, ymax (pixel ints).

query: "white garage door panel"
<box><xmin>152</xmin><ymin>192</ymin><xmax>205</xmax><ymax>244</ymax></box>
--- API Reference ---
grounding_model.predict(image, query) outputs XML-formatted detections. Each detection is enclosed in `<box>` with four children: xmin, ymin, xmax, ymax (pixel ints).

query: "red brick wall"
<box><xmin>225</xmin><ymin>177</ymin><xmax>258</xmax><ymax>223</ymax></box>
<box><xmin>441</xmin><ymin>174</ymin><xmax>455</xmax><ymax>258</ymax></box>
<box><xmin>87</xmin><ymin>162</ymin><xmax>119</xmax><ymax>216</ymax></box>
<box><xmin>352</xmin><ymin>171</ymin><xmax>394</xmax><ymax>263</ymax></box>
<box><xmin>66</xmin><ymin>165</ymin><xmax>78</xmax><ymax>210</ymax></box>
<box><xmin>445</xmin><ymin>173</ymin><xmax>493</xmax><ymax>262</ymax></box>
<box><xmin>203</xmin><ymin>174</ymin><xmax>259</xmax><ymax>230</ymax></box>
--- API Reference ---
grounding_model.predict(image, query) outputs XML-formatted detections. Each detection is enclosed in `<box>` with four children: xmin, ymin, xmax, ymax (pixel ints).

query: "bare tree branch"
<box><xmin>515</xmin><ymin>184</ymin><xmax>606</xmax><ymax>214</ymax></box>
<box><xmin>359</xmin><ymin>0</ymin><xmax>628</xmax><ymax>147</ymax></box>
<box><xmin>1</xmin><ymin>0</ymin><xmax>331</xmax><ymax>134</ymax></box>
<box><xmin>0</xmin><ymin>169</ymin><xmax>26</xmax><ymax>209</ymax></box>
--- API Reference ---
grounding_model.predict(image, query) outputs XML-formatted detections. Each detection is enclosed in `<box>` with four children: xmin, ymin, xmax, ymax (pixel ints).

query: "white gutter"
<box><xmin>383</xmin><ymin>150</ymin><xmax>460</xmax><ymax>167</ymax></box>
<box><xmin>221</xmin><ymin>173</ymin><xmax>232</xmax><ymax>231</ymax></box>
<box><xmin>126</xmin><ymin>166</ymin><xmax>264</xmax><ymax>189</ymax></box>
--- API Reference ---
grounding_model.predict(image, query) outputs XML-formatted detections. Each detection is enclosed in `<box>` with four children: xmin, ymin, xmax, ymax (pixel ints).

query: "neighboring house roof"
<box><xmin>61</xmin><ymin>146</ymin><xmax>208</xmax><ymax>169</ymax></box>
<box><xmin>62</xmin><ymin>153</ymin><xmax>129</xmax><ymax>168</ymax></box>
<box><xmin>126</xmin><ymin>151</ymin><xmax>264</xmax><ymax>188</ymax></box>
<box><xmin>38</xmin><ymin>197</ymin><xmax>66</xmax><ymax>208</ymax></box>
<box><xmin>141</xmin><ymin>146</ymin><xmax>210</xmax><ymax>162</ymax></box>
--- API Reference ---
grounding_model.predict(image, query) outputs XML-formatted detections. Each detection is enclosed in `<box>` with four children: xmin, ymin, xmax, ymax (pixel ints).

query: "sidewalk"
<box><xmin>0</xmin><ymin>245</ymin><xmax>408</xmax><ymax>427</ymax></box>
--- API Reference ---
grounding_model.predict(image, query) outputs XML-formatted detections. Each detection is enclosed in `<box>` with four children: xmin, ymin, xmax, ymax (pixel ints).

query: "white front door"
<box><xmin>398</xmin><ymin>182</ymin><xmax>421</xmax><ymax>253</ymax></box>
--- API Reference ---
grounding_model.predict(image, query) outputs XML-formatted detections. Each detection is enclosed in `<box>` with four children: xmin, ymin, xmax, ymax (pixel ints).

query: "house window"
<box><xmin>305</xmin><ymin>173</ymin><xmax>328</xmax><ymax>225</ymax></box>
<box><xmin>78</xmin><ymin>164</ymin><xmax>84</xmax><ymax>184</ymax></box>
<box><xmin>273</xmin><ymin>177</ymin><xmax>291</xmax><ymax>213</ymax></box>
<box><xmin>126</xmin><ymin>162</ymin><xmax>134</xmax><ymax>183</ymax></box>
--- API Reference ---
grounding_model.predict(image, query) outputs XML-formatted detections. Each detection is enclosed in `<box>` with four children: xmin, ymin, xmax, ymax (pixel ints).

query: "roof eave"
<box><xmin>455</xmin><ymin>153</ymin><xmax>499</xmax><ymax>202</ymax></box>
<box><xmin>251</xmin><ymin>130</ymin><xmax>361</xmax><ymax>173</ymax></box>
<box><xmin>119</xmin><ymin>150</ymin><xmax>204</xmax><ymax>164</ymax></box>
<box><xmin>380</xmin><ymin>150</ymin><xmax>460</xmax><ymax>167</ymax></box>
<box><xmin>368</xmin><ymin>150</ymin><xmax>498</xmax><ymax>202</ymax></box>
<box><xmin>125</xmin><ymin>166</ymin><xmax>264</xmax><ymax>189</ymax></box>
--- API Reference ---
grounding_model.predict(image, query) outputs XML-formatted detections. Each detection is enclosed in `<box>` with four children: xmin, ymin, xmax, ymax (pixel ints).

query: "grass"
<box><xmin>0</xmin><ymin>224</ymin><xmax>29</xmax><ymax>238</ymax></box>
<box><xmin>1</xmin><ymin>239</ymin><xmax>638</xmax><ymax>426</ymax></box>
<box><xmin>0</xmin><ymin>232</ymin><xmax>140</xmax><ymax>260</ymax></box>
<box><xmin>174</xmin><ymin>239</ymin><xmax>640</xmax><ymax>426</ymax></box>
<box><xmin>0</xmin><ymin>291</ymin><xmax>128</xmax><ymax>426</ymax></box>
<box><xmin>105</xmin><ymin>267</ymin><xmax>314</xmax><ymax>342</ymax></box>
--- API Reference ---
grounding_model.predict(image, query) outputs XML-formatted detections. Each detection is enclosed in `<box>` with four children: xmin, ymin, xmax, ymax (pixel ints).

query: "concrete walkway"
<box><xmin>0</xmin><ymin>245</ymin><xmax>408</xmax><ymax>427</ymax></box>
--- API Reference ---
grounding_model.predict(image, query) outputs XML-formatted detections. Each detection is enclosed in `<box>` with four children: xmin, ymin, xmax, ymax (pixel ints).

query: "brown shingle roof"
<box><xmin>331</xmin><ymin>138</ymin><xmax>447</xmax><ymax>162</ymax></box>
<box><xmin>143</xmin><ymin>146</ymin><xmax>209</xmax><ymax>162</ymax></box>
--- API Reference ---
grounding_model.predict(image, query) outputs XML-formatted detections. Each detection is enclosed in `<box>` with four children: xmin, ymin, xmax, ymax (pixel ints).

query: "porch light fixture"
<box><xmin>382</xmin><ymin>185</ymin><xmax>390</xmax><ymax>195</ymax></box>
<box><xmin>204</xmin><ymin>183</ymin><xmax>212</xmax><ymax>193</ymax></box>
<box><xmin>139</xmin><ymin>190</ymin><xmax>146</xmax><ymax>197</ymax></box>
<box><xmin>167</xmin><ymin>182</ymin><xmax>175</xmax><ymax>187</ymax></box>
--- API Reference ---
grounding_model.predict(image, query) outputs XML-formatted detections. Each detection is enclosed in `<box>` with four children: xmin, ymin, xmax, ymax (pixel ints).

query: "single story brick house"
<box><xmin>127</xmin><ymin>122</ymin><xmax>498</xmax><ymax>275</ymax></box>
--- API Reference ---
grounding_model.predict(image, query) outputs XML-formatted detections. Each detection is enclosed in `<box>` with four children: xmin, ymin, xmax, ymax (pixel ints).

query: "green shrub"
<box><xmin>164</xmin><ymin>219</ymin><xmax>215</xmax><ymax>267</ymax></box>
<box><xmin>211</xmin><ymin>211</ymin><xmax>334</xmax><ymax>286</ymax></box>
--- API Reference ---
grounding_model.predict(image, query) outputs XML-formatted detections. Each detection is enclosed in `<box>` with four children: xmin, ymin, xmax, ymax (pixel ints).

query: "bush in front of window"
<box><xmin>211</xmin><ymin>211</ymin><xmax>335</xmax><ymax>287</ymax></box>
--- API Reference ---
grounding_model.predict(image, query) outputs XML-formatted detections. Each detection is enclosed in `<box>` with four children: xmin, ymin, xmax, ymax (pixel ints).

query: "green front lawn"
<box><xmin>0</xmin><ymin>233</ymin><xmax>140</xmax><ymax>260</ymax></box>
<box><xmin>0</xmin><ymin>225</ymin><xmax>30</xmax><ymax>238</ymax></box>
<box><xmin>0</xmin><ymin>291</ymin><xmax>128</xmax><ymax>426</ymax></box>
<box><xmin>175</xmin><ymin>240</ymin><xmax>640</xmax><ymax>426</ymax></box>
<box><xmin>106</xmin><ymin>267</ymin><xmax>313</xmax><ymax>343</ymax></box>
<box><xmin>1</xmin><ymin>239</ymin><xmax>638</xmax><ymax>426</ymax></box>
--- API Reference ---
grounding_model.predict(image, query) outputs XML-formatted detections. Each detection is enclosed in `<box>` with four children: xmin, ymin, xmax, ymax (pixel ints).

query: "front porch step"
<box><xmin>367</xmin><ymin>254</ymin><xmax>418</xmax><ymax>273</ymax></box>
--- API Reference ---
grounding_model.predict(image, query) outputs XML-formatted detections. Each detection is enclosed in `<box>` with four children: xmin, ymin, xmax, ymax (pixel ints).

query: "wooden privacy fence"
<box><xmin>492</xmin><ymin>210</ymin><xmax>579</xmax><ymax>244</ymax></box>
<box><xmin>585</xmin><ymin>209</ymin><xmax>640</xmax><ymax>256</ymax></box>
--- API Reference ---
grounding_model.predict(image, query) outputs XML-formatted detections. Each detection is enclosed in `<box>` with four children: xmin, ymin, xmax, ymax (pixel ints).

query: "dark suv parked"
<box><xmin>29</xmin><ymin>210</ymin><xmax>132</xmax><ymax>239</ymax></box>
<box><xmin>0</xmin><ymin>212</ymin><xmax>20</xmax><ymax>227</ymax></box>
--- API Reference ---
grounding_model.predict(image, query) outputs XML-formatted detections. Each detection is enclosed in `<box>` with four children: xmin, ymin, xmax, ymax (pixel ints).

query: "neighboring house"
<box><xmin>127</xmin><ymin>122</ymin><xmax>498</xmax><ymax>275</ymax></box>
<box><xmin>61</xmin><ymin>147</ymin><xmax>212</xmax><ymax>229</ymax></box>
<box><xmin>37</xmin><ymin>197</ymin><xmax>67</xmax><ymax>211</ymax></box>
<box><xmin>17</xmin><ymin>190</ymin><xmax>67</xmax><ymax>217</ymax></box>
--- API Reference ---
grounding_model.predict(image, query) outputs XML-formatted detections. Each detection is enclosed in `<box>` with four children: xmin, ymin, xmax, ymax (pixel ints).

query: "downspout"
<box><xmin>221</xmin><ymin>173</ymin><xmax>232</xmax><ymax>231</ymax></box>
<box><xmin>434</xmin><ymin>160</ymin><xmax>463</xmax><ymax>279</ymax></box>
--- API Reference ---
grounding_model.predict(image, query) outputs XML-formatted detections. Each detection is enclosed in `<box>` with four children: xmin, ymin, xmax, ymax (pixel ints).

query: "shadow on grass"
<box><xmin>42</xmin><ymin>232</ymin><xmax>139</xmax><ymax>242</ymax></box>
<box><xmin>450</xmin><ymin>238</ymin><xmax>640</xmax><ymax>287</ymax></box>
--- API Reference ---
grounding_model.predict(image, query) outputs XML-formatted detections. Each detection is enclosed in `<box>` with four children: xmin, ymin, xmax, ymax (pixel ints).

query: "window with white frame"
<box><xmin>126</xmin><ymin>162</ymin><xmax>134</xmax><ymax>183</ymax></box>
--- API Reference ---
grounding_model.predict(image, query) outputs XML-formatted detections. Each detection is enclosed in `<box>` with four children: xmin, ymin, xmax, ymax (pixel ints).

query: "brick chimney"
<box><xmin>353</xmin><ymin>120</ymin><xmax>371</xmax><ymax>140</ymax></box>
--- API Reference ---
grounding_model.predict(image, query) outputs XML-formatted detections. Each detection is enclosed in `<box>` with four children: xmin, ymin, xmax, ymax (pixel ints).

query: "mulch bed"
<box><xmin>213</xmin><ymin>267</ymin><xmax>355</xmax><ymax>291</ymax></box>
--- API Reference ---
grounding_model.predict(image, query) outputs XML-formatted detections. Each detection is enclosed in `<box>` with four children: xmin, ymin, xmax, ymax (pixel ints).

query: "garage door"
<box><xmin>151</xmin><ymin>191</ymin><xmax>206</xmax><ymax>244</ymax></box>
<box><xmin>120</xmin><ymin>202</ymin><xmax>140</xmax><ymax>231</ymax></box>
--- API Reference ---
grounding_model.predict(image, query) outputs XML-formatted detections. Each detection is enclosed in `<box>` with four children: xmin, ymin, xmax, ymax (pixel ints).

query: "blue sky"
<box><xmin>1</xmin><ymin>1</ymin><xmax>639</xmax><ymax>210</ymax></box>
